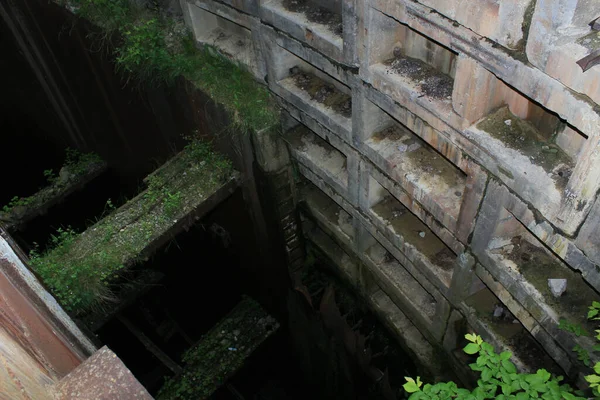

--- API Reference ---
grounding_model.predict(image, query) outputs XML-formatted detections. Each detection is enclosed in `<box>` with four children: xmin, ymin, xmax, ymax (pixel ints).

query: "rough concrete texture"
<box><xmin>52</xmin><ymin>347</ymin><xmax>152</xmax><ymax>399</ymax></box>
<box><xmin>416</xmin><ymin>0</ymin><xmax>534</xmax><ymax>50</ymax></box>
<box><xmin>181</xmin><ymin>0</ymin><xmax>600</xmax><ymax>381</ymax></box>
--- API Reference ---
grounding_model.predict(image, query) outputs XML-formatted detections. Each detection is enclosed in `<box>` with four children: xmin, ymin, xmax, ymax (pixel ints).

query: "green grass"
<box><xmin>65</xmin><ymin>0</ymin><xmax>279</xmax><ymax>134</ymax></box>
<box><xmin>29</xmin><ymin>141</ymin><xmax>234</xmax><ymax>314</ymax></box>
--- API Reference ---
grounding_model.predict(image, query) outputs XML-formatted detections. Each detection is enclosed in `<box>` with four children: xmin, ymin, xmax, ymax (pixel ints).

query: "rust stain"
<box><xmin>0</xmin><ymin>259</ymin><xmax>83</xmax><ymax>378</ymax></box>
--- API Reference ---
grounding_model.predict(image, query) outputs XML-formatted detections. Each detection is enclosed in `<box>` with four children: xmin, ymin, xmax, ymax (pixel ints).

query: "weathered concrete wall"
<box><xmin>193</xmin><ymin>0</ymin><xmax>600</xmax><ymax>384</ymax></box>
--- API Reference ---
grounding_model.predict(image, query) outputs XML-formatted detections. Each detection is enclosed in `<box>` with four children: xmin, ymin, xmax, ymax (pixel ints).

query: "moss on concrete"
<box><xmin>508</xmin><ymin>236</ymin><xmax>599</xmax><ymax>331</ymax></box>
<box><xmin>291</xmin><ymin>70</ymin><xmax>352</xmax><ymax>117</ymax></box>
<box><xmin>157</xmin><ymin>297</ymin><xmax>278</xmax><ymax>400</ymax></box>
<box><xmin>477</xmin><ymin>107</ymin><xmax>573</xmax><ymax>177</ymax></box>
<box><xmin>0</xmin><ymin>151</ymin><xmax>106</xmax><ymax>229</ymax></box>
<box><xmin>29</xmin><ymin>141</ymin><xmax>235</xmax><ymax>314</ymax></box>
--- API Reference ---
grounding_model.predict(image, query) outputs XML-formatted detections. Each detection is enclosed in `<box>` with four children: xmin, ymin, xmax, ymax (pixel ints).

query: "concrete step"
<box><xmin>53</xmin><ymin>346</ymin><xmax>152</xmax><ymax>400</ymax></box>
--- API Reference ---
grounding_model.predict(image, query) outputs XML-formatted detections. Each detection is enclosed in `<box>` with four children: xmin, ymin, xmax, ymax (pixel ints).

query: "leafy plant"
<box><xmin>403</xmin><ymin>334</ymin><xmax>585</xmax><ymax>399</ymax></box>
<box><xmin>29</xmin><ymin>226</ymin><xmax>123</xmax><ymax>312</ymax></box>
<box><xmin>558</xmin><ymin>319</ymin><xmax>590</xmax><ymax>338</ymax></box>
<box><xmin>584</xmin><ymin>302</ymin><xmax>600</xmax><ymax>397</ymax></box>
<box><xmin>1</xmin><ymin>196</ymin><xmax>33</xmax><ymax>213</ymax></box>
<box><xmin>44</xmin><ymin>169</ymin><xmax>57</xmax><ymax>184</ymax></box>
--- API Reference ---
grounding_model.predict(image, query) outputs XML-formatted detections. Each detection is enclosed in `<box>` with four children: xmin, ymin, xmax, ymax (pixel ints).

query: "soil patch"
<box><xmin>384</xmin><ymin>55</ymin><xmax>454</xmax><ymax>100</ymax></box>
<box><xmin>506</xmin><ymin>236</ymin><xmax>599</xmax><ymax>332</ymax></box>
<box><xmin>465</xmin><ymin>287</ymin><xmax>562</xmax><ymax>374</ymax></box>
<box><xmin>282</xmin><ymin>0</ymin><xmax>343</xmax><ymax>36</ymax></box>
<box><xmin>372</xmin><ymin>196</ymin><xmax>455</xmax><ymax>274</ymax></box>
<box><xmin>292</xmin><ymin>70</ymin><xmax>352</xmax><ymax>118</ymax></box>
<box><xmin>476</xmin><ymin>107</ymin><xmax>573</xmax><ymax>188</ymax></box>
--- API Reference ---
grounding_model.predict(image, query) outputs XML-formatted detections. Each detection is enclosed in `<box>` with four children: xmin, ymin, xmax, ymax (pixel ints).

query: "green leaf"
<box><xmin>502</xmin><ymin>359</ymin><xmax>517</xmax><ymax>374</ymax></box>
<box><xmin>585</xmin><ymin>374</ymin><xmax>600</xmax><ymax>384</ymax></box>
<box><xmin>482</xmin><ymin>369</ymin><xmax>492</xmax><ymax>382</ymax></box>
<box><xmin>464</xmin><ymin>343</ymin><xmax>481</xmax><ymax>355</ymax></box>
<box><xmin>404</xmin><ymin>377</ymin><xmax>423</xmax><ymax>393</ymax></box>
<box><xmin>465</xmin><ymin>333</ymin><xmax>478</xmax><ymax>343</ymax></box>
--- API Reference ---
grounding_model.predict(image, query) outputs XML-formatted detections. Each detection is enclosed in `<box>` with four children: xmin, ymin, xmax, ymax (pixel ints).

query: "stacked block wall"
<box><xmin>180</xmin><ymin>0</ymin><xmax>600</xmax><ymax>381</ymax></box>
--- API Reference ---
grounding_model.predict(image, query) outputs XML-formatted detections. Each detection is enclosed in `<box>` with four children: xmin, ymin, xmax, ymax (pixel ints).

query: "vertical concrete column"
<box><xmin>448</xmin><ymin>252</ymin><xmax>476</xmax><ymax>306</ymax></box>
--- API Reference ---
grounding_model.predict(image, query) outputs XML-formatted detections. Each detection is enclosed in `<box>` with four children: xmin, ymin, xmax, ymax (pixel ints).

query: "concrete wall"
<box><xmin>180</xmin><ymin>0</ymin><xmax>600</xmax><ymax>383</ymax></box>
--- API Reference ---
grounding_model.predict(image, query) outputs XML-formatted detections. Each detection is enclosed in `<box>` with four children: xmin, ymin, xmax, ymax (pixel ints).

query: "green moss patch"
<box><xmin>476</xmin><ymin>107</ymin><xmax>573</xmax><ymax>179</ymax></box>
<box><xmin>157</xmin><ymin>297</ymin><xmax>279</xmax><ymax>400</ymax></box>
<box><xmin>29</xmin><ymin>141</ymin><xmax>235</xmax><ymax>314</ymax></box>
<box><xmin>0</xmin><ymin>150</ymin><xmax>106</xmax><ymax>229</ymax></box>
<box><xmin>508</xmin><ymin>236</ymin><xmax>599</xmax><ymax>332</ymax></box>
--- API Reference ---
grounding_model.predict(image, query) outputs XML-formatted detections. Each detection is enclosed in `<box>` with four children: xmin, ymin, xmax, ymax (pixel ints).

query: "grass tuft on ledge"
<box><xmin>0</xmin><ymin>149</ymin><xmax>106</xmax><ymax>229</ymax></box>
<box><xmin>63</xmin><ymin>0</ymin><xmax>279</xmax><ymax>134</ymax></box>
<box><xmin>29</xmin><ymin>140</ymin><xmax>235</xmax><ymax>314</ymax></box>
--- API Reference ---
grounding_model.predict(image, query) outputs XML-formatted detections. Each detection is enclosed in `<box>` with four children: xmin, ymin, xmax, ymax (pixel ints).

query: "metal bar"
<box><xmin>117</xmin><ymin>315</ymin><xmax>183</xmax><ymax>375</ymax></box>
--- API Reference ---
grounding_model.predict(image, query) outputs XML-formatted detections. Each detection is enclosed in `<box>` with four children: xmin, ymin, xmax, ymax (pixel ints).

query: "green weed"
<box><xmin>64</xmin><ymin>0</ymin><xmax>279</xmax><ymax>133</ymax></box>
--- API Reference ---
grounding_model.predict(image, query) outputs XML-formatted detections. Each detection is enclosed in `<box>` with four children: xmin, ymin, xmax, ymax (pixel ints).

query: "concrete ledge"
<box><xmin>471</xmin><ymin>181</ymin><xmax>599</xmax><ymax>368</ymax></box>
<box><xmin>473</xmin><ymin>179</ymin><xmax>600</xmax><ymax>293</ymax></box>
<box><xmin>412</xmin><ymin>0</ymin><xmax>534</xmax><ymax>50</ymax></box>
<box><xmin>303</xmin><ymin>221</ymin><xmax>446</xmax><ymax>378</ymax></box>
<box><xmin>263</xmin><ymin>30</ymin><xmax>353</xmax><ymax>135</ymax></box>
<box><xmin>182</xmin><ymin>0</ymin><xmax>266</xmax><ymax>80</ymax></box>
<box><xmin>299</xmin><ymin>174</ymin><xmax>450</xmax><ymax>341</ymax></box>
<box><xmin>355</xmin><ymin>223</ymin><xmax>449</xmax><ymax>342</ymax></box>
<box><xmin>366</xmin><ymin>0</ymin><xmax>600</xmax><ymax>138</ymax></box>
<box><xmin>261</xmin><ymin>24</ymin><xmax>355</xmax><ymax>85</ymax></box>
<box><xmin>303</xmin><ymin>218</ymin><xmax>376</xmax><ymax>293</ymax></box>
<box><xmin>259</xmin><ymin>0</ymin><xmax>349</xmax><ymax>64</ymax></box>
<box><xmin>282</xmin><ymin>110</ymin><xmax>359</xmax><ymax>206</ymax></box>
<box><xmin>353</xmin><ymin>83</ymin><xmax>487</xmax><ymax>241</ymax></box>
<box><xmin>472</xmin><ymin>264</ymin><xmax>573</xmax><ymax>375</ymax></box>
<box><xmin>360</xmin><ymin>159</ymin><xmax>464</xmax><ymax>253</ymax></box>
<box><xmin>299</xmin><ymin>180</ymin><xmax>356</xmax><ymax>247</ymax></box>
<box><xmin>368</xmin><ymin>290</ymin><xmax>448</xmax><ymax>378</ymax></box>
<box><xmin>360</xmin><ymin>0</ymin><xmax>600</xmax><ymax>235</ymax></box>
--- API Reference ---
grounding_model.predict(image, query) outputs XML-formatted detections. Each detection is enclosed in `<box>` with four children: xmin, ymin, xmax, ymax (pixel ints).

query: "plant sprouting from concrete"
<box><xmin>64</xmin><ymin>0</ymin><xmax>279</xmax><ymax>133</ymax></box>
<box><xmin>404</xmin><ymin>334</ymin><xmax>586</xmax><ymax>399</ymax></box>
